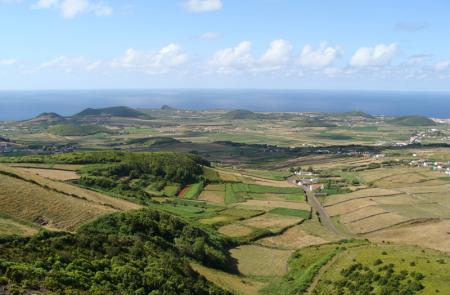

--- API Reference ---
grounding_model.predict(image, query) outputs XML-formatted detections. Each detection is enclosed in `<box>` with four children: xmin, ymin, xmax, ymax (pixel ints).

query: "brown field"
<box><xmin>0</xmin><ymin>165</ymin><xmax>141</xmax><ymax>211</ymax></box>
<box><xmin>237</xmin><ymin>199</ymin><xmax>310</xmax><ymax>211</ymax></box>
<box><xmin>326</xmin><ymin>198</ymin><xmax>379</xmax><ymax>216</ymax></box>
<box><xmin>241</xmin><ymin>213</ymin><xmax>303</xmax><ymax>233</ymax></box>
<box><xmin>397</xmin><ymin>183</ymin><xmax>450</xmax><ymax>194</ymax></box>
<box><xmin>8</xmin><ymin>163</ymin><xmax>82</xmax><ymax>171</ymax></box>
<box><xmin>0</xmin><ymin>173</ymin><xmax>117</xmax><ymax>231</ymax></box>
<box><xmin>371</xmin><ymin>194</ymin><xmax>427</xmax><ymax>205</ymax></box>
<box><xmin>323</xmin><ymin>188</ymin><xmax>400</xmax><ymax>206</ymax></box>
<box><xmin>218</xmin><ymin>224</ymin><xmax>255</xmax><ymax>238</ymax></box>
<box><xmin>191</xmin><ymin>263</ymin><xmax>264</xmax><ymax>295</ymax></box>
<box><xmin>257</xmin><ymin>225</ymin><xmax>328</xmax><ymax>250</ymax></box>
<box><xmin>17</xmin><ymin>167</ymin><xmax>80</xmax><ymax>181</ymax></box>
<box><xmin>365</xmin><ymin>219</ymin><xmax>450</xmax><ymax>253</ymax></box>
<box><xmin>216</xmin><ymin>168</ymin><xmax>296</xmax><ymax>188</ymax></box>
<box><xmin>198</xmin><ymin>190</ymin><xmax>225</xmax><ymax>204</ymax></box>
<box><xmin>374</xmin><ymin>172</ymin><xmax>430</xmax><ymax>187</ymax></box>
<box><xmin>230</xmin><ymin>245</ymin><xmax>293</xmax><ymax>277</ymax></box>
<box><xmin>339</xmin><ymin>206</ymin><xmax>388</xmax><ymax>224</ymax></box>
<box><xmin>344</xmin><ymin>212</ymin><xmax>409</xmax><ymax>234</ymax></box>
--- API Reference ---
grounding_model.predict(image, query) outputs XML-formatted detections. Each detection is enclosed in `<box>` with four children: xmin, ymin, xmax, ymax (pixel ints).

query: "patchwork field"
<box><xmin>321</xmin><ymin>165</ymin><xmax>450</xmax><ymax>245</ymax></box>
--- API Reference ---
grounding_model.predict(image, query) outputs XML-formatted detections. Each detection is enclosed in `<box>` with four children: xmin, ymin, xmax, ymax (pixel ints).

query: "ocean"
<box><xmin>0</xmin><ymin>89</ymin><xmax>449</xmax><ymax>120</ymax></box>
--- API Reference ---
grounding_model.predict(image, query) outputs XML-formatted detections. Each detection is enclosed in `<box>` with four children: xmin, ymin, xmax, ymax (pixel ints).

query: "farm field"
<box><xmin>14</xmin><ymin>167</ymin><xmax>80</xmax><ymax>180</ymax></box>
<box><xmin>0</xmin><ymin>108</ymin><xmax>449</xmax><ymax>294</ymax></box>
<box><xmin>314</xmin><ymin>242</ymin><xmax>450</xmax><ymax>294</ymax></box>
<box><xmin>318</xmin><ymin>164</ymin><xmax>450</xmax><ymax>249</ymax></box>
<box><xmin>0</xmin><ymin>215</ymin><xmax>39</xmax><ymax>236</ymax></box>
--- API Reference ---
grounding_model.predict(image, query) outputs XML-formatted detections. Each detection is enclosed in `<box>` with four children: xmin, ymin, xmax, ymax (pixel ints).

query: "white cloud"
<box><xmin>259</xmin><ymin>39</ymin><xmax>292</xmax><ymax>66</ymax></box>
<box><xmin>60</xmin><ymin>0</ymin><xmax>88</xmax><ymax>18</ymax></box>
<box><xmin>208</xmin><ymin>41</ymin><xmax>253</xmax><ymax>74</ymax></box>
<box><xmin>111</xmin><ymin>44</ymin><xmax>188</xmax><ymax>74</ymax></box>
<box><xmin>350</xmin><ymin>43</ymin><xmax>399</xmax><ymax>67</ymax></box>
<box><xmin>0</xmin><ymin>59</ymin><xmax>17</xmax><ymax>65</ymax></box>
<box><xmin>435</xmin><ymin>59</ymin><xmax>449</xmax><ymax>71</ymax></box>
<box><xmin>37</xmin><ymin>56</ymin><xmax>88</xmax><ymax>72</ymax></box>
<box><xmin>198</xmin><ymin>32</ymin><xmax>220</xmax><ymax>40</ymax></box>
<box><xmin>297</xmin><ymin>43</ymin><xmax>342</xmax><ymax>68</ymax></box>
<box><xmin>184</xmin><ymin>0</ymin><xmax>222</xmax><ymax>12</ymax></box>
<box><xmin>31</xmin><ymin>0</ymin><xmax>113</xmax><ymax>18</ymax></box>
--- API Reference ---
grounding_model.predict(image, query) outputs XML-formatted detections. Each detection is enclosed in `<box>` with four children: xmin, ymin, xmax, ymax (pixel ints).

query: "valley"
<box><xmin>0</xmin><ymin>106</ymin><xmax>449</xmax><ymax>294</ymax></box>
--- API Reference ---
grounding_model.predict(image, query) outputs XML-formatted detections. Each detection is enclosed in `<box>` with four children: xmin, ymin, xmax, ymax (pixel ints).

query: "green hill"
<box><xmin>26</xmin><ymin>112</ymin><xmax>66</xmax><ymax>125</ymax></box>
<box><xmin>75</xmin><ymin>106</ymin><xmax>151</xmax><ymax>119</ymax></box>
<box><xmin>295</xmin><ymin>117</ymin><xmax>337</xmax><ymax>127</ymax></box>
<box><xmin>126</xmin><ymin>136</ymin><xmax>181</xmax><ymax>146</ymax></box>
<box><xmin>388</xmin><ymin>115</ymin><xmax>436</xmax><ymax>126</ymax></box>
<box><xmin>337</xmin><ymin>111</ymin><xmax>375</xmax><ymax>119</ymax></box>
<box><xmin>48</xmin><ymin>124</ymin><xmax>113</xmax><ymax>136</ymax></box>
<box><xmin>0</xmin><ymin>208</ymin><xmax>233</xmax><ymax>294</ymax></box>
<box><xmin>224</xmin><ymin>109</ymin><xmax>261</xmax><ymax>120</ymax></box>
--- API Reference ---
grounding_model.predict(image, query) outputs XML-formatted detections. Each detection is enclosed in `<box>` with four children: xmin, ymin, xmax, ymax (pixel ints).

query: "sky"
<box><xmin>1</xmin><ymin>0</ymin><xmax>450</xmax><ymax>91</ymax></box>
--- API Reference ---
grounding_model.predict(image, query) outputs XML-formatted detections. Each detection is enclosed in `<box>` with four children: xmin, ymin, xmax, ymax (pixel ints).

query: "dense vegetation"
<box><xmin>330</xmin><ymin>262</ymin><xmax>425</xmax><ymax>294</ymax></box>
<box><xmin>223</xmin><ymin>109</ymin><xmax>261</xmax><ymax>120</ymax></box>
<box><xmin>388</xmin><ymin>115</ymin><xmax>436</xmax><ymax>126</ymax></box>
<box><xmin>49</xmin><ymin>124</ymin><xmax>113</xmax><ymax>136</ymax></box>
<box><xmin>75</xmin><ymin>106</ymin><xmax>151</xmax><ymax>119</ymax></box>
<box><xmin>0</xmin><ymin>209</ymin><xmax>233</xmax><ymax>294</ymax></box>
<box><xmin>76</xmin><ymin>152</ymin><xmax>209</xmax><ymax>201</ymax></box>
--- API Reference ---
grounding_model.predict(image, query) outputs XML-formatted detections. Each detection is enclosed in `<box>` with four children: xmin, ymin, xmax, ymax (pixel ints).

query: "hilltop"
<box><xmin>26</xmin><ymin>112</ymin><xmax>66</xmax><ymax>124</ymax></box>
<box><xmin>74</xmin><ymin>106</ymin><xmax>151</xmax><ymax>119</ymax></box>
<box><xmin>224</xmin><ymin>109</ymin><xmax>261</xmax><ymax>120</ymax></box>
<box><xmin>388</xmin><ymin>115</ymin><xmax>437</xmax><ymax>126</ymax></box>
<box><xmin>336</xmin><ymin>111</ymin><xmax>375</xmax><ymax>119</ymax></box>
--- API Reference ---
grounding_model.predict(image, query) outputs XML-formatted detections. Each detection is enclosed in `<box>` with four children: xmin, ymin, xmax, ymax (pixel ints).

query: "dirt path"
<box><xmin>306</xmin><ymin>253</ymin><xmax>339</xmax><ymax>294</ymax></box>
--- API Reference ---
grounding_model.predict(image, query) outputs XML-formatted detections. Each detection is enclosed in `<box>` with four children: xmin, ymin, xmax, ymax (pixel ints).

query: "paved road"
<box><xmin>301</xmin><ymin>185</ymin><xmax>344</xmax><ymax>237</ymax></box>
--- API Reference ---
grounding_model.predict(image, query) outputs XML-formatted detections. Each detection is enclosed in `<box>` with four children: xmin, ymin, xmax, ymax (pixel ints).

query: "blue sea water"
<box><xmin>0</xmin><ymin>89</ymin><xmax>449</xmax><ymax>120</ymax></box>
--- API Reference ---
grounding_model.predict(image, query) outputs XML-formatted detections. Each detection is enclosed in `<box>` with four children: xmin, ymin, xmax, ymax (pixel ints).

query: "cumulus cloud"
<box><xmin>31</xmin><ymin>0</ymin><xmax>113</xmax><ymax>18</ymax></box>
<box><xmin>111</xmin><ymin>44</ymin><xmax>188</xmax><ymax>74</ymax></box>
<box><xmin>350</xmin><ymin>43</ymin><xmax>399</xmax><ymax>67</ymax></box>
<box><xmin>297</xmin><ymin>43</ymin><xmax>342</xmax><ymax>68</ymax></box>
<box><xmin>435</xmin><ymin>59</ymin><xmax>449</xmax><ymax>72</ymax></box>
<box><xmin>208</xmin><ymin>41</ymin><xmax>253</xmax><ymax>74</ymax></box>
<box><xmin>259</xmin><ymin>39</ymin><xmax>292</xmax><ymax>66</ymax></box>
<box><xmin>184</xmin><ymin>0</ymin><xmax>222</xmax><ymax>12</ymax></box>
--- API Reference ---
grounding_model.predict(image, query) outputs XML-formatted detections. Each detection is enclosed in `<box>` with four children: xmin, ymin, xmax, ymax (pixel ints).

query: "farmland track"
<box><xmin>302</xmin><ymin>185</ymin><xmax>346</xmax><ymax>238</ymax></box>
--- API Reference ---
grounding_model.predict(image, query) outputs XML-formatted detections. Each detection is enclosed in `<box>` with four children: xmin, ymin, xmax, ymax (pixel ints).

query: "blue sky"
<box><xmin>1</xmin><ymin>0</ymin><xmax>450</xmax><ymax>91</ymax></box>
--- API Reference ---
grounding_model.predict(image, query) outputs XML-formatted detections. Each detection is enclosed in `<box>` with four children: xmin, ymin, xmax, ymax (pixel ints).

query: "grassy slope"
<box><xmin>0</xmin><ymin>165</ymin><xmax>140</xmax><ymax>231</ymax></box>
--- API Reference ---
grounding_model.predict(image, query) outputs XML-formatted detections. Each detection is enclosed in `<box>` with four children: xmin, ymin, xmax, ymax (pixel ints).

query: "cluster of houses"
<box><xmin>409</xmin><ymin>158</ymin><xmax>450</xmax><ymax>175</ymax></box>
<box><xmin>293</xmin><ymin>170</ymin><xmax>325</xmax><ymax>191</ymax></box>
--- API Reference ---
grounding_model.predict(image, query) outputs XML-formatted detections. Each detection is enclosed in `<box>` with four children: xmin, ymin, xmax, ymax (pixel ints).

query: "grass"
<box><xmin>315</xmin><ymin>243</ymin><xmax>450</xmax><ymax>294</ymax></box>
<box><xmin>0</xmin><ymin>173</ymin><xmax>117</xmax><ymax>231</ymax></box>
<box><xmin>230</xmin><ymin>245</ymin><xmax>294</xmax><ymax>277</ymax></box>
<box><xmin>162</xmin><ymin>184</ymin><xmax>180</xmax><ymax>197</ymax></box>
<box><xmin>0</xmin><ymin>214</ymin><xmax>40</xmax><ymax>236</ymax></box>
<box><xmin>225</xmin><ymin>183</ymin><xmax>245</xmax><ymax>204</ymax></box>
<box><xmin>183</xmin><ymin>182</ymin><xmax>204</xmax><ymax>199</ymax></box>
<box><xmin>269</xmin><ymin>208</ymin><xmax>311</xmax><ymax>219</ymax></box>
